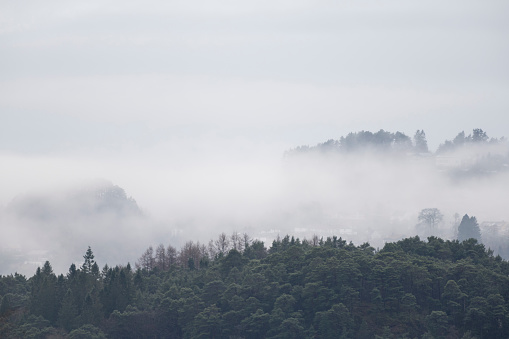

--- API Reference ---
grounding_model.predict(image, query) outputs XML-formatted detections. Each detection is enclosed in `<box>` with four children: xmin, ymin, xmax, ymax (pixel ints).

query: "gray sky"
<box><xmin>1</xmin><ymin>0</ymin><xmax>508</xmax><ymax>154</ymax></box>
<box><xmin>1</xmin><ymin>0</ymin><xmax>509</xmax><ymax>273</ymax></box>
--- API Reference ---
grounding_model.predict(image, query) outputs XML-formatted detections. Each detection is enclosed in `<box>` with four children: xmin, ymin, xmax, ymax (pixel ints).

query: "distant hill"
<box><xmin>0</xmin><ymin>181</ymin><xmax>146</xmax><ymax>276</ymax></box>
<box><xmin>285</xmin><ymin>128</ymin><xmax>509</xmax><ymax>176</ymax></box>
<box><xmin>5</xmin><ymin>181</ymin><xmax>141</xmax><ymax>222</ymax></box>
<box><xmin>285</xmin><ymin>129</ymin><xmax>426</xmax><ymax>156</ymax></box>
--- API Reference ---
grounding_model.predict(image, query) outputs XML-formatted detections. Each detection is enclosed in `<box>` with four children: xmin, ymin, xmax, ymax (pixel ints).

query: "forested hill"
<box><xmin>5</xmin><ymin>183</ymin><xmax>141</xmax><ymax>220</ymax></box>
<box><xmin>2</xmin><ymin>235</ymin><xmax>509</xmax><ymax>338</ymax></box>
<box><xmin>285</xmin><ymin>130</ymin><xmax>427</xmax><ymax>155</ymax></box>
<box><xmin>0</xmin><ymin>182</ymin><xmax>145</xmax><ymax>276</ymax></box>
<box><xmin>285</xmin><ymin>128</ymin><xmax>506</xmax><ymax>156</ymax></box>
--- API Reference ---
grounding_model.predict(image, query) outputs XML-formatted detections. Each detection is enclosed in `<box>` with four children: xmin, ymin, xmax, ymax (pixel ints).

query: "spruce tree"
<box><xmin>457</xmin><ymin>214</ymin><xmax>482</xmax><ymax>242</ymax></box>
<box><xmin>82</xmin><ymin>247</ymin><xmax>95</xmax><ymax>274</ymax></box>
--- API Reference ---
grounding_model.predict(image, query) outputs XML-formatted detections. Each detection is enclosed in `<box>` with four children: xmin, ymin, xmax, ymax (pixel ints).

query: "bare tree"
<box><xmin>231</xmin><ymin>231</ymin><xmax>243</xmax><ymax>252</ymax></box>
<box><xmin>208</xmin><ymin>239</ymin><xmax>219</xmax><ymax>259</ymax></box>
<box><xmin>166</xmin><ymin>244</ymin><xmax>177</xmax><ymax>267</ymax></box>
<box><xmin>179</xmin><ymin>241</ymin><xmax>205</xmax><ymax>269</ymax></box>
<box><xmin>215</xmin><ymin>232</ymin><xmax>231</xmax><ymax>255</ymax></box>
<box><xmin>418</xmin><ymin>208</ymin><xmax>443</xmax><ymax>231</ymax></box>
<box><xmin>155</xmin><ymin>244</ymin><xmax>166</xmax><ymax>271</ymax></box>
<box><xmin>199</xmin><ymin>242</ymin><xmax>208</xmax><ymax>260</ymax></box>
<box><xmin>136</xmin><ymin>246</ymin><xmax>155</xmax><ymax>271</ymax></box>
<box><xmin>311</xmin><ymin>234</ymin><xmax>320</xmax><ymax>247</ymax></box>
<box><xmin>452</xmin><ymin>213</ymin><xmax>460</xmax><ymax>239</ymax></box>
<box><xmin>243</xmin><ymin>233</ymin><xmax>252</xmax><ymax>250</ymax></box>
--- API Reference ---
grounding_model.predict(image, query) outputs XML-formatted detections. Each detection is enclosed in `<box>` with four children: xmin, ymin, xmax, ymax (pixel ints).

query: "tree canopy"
<box><xmin>2</xmin><ymin>234</ymin><xmax>509</xmax><ymax>338</ymax></box>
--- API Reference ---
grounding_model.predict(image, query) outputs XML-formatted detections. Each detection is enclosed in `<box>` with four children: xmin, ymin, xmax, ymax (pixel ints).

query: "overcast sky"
<box><xmin>2</xmin><ymin>0</ymin><xmax>508</xmax><ymax>152</ymax></box>
<box><xmin>0</xmin><ymin>0</ymin><xmax>508</xmax><ymax>210</ymax></box>
<box><xmin>1</xmin><ymin>0</ymin><xmax>509</xmax><ymax>273</ymax></box>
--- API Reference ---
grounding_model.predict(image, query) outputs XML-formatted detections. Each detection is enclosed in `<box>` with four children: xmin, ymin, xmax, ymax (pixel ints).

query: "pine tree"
<box><xmin>457</xmin><ymin>214</ymin><xmax>482</xmax><ymax>242</ymax></box>
<box><xmin>82</xmin><ymin>247</ymin><xmax>95</xmax><ymax>274</ymax></box>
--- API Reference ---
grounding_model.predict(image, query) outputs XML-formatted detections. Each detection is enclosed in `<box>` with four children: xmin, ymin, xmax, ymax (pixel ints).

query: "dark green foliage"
<box><xmin>240</xmin><ymin>308</ymin><xmax>270</xmax><ymax>338</ymax></box>
<box><xmin>10</xmin><ymin>315</ymin><xmax>62</xmax><ymax>338</ymax></box>
<box><xmin>425</xmin><ymin>311</ymin><xmax>448</xmax><ymax>338</ymax></box>
<box><xmin>78</xmin><ymin>291</ymin><xmax>102</xmax><ymax>327</ymax></box>
<box><xmin>29</xmin><ymin>261</ymin><xmax>59</xmax><ymax>324</ymax></box>
<box><xmin>244</xmin><ymin>240</ymin><xmax>268</xmax><ymax>260</ymax></box>
<box><xmin>68</xmin><ymin>324</ymin><xmax>106</xmax><ymax>339</ymax></box>
<box><xmin>0</xmin><ymin>294</ymin><xmax>10</xmax><ymax>315</ymax></box>
<box><xmin>100</xmin><ymin>266</ymin><xmax>134</xmax><ymax>317</ymax></box>
<box><xmin>190</xmin><ymin>304</ymin><xmax>222</xmax><ymax>338</ymax></box>
<box><xmin>58</xmin><ymin>289</ymin><xmax>78</xmax><ymax>331</ymax></box>
<box><xmin>0</xmin><ymin>273</ymin><xmax>29</xmax><ymax>298</ymax></box>
<box><xmin>314</xmin><ymin>303</ymin><xmax>353</xmax><ymax>338</ymax></box>
<box><xmin>3</xmin><ymin>236</ymin><xmax>509</xmax><ymax>338</ymax></box>
<box><xmin>103</xmin><ymin>306</ymin><xmax>159</xmax><ymax>338</ymax></box>
<box><xmin>220</xmin><ymin>249</ymin><xmax>243</xmax><ymax>278</ymax></box>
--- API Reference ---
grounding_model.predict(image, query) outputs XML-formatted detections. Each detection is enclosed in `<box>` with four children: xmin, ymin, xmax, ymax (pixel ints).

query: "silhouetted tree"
<box><xmin>457</xmin><ymin>214</ymin><xmax>482</xmax><ymax>242</ymax></box>
<box><xmin>82</xmin><ymin>247</ymin><xmax>95</xmax><ymax>274</ymax></box>
<box><xmin>135</xmin><ymin>246</ymin><xmax>154</xmax><ymax>271</ymax></box>
<box><xmin>418</xmin><ymin>208</ymin><xmax>443</xmax><ymax>232</ymax></box>
<box><xmin>414</xmin><ymin>130</ymin><xmax>429</xmax><ymax>153</ymax></box>
<box><xmin>472</xmin><ymin>128</ymin><xmax>488</xmax><ymax>143</ymax></box>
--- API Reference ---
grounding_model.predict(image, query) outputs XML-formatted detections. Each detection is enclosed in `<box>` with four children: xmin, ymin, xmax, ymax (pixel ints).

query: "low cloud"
<box><xmin>1</xmin><ymin>133</ymin><xmax>508</xmax><ymax>275</ymax></box>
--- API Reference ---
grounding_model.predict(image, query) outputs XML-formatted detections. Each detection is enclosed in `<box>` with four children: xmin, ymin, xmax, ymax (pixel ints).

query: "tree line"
<box><xmin>285</xmin><ymin>129</ymin><xmax>429</xmax><ymax>155</ymax></box>
<box><xmin>2</xmin><ymin>232</ymin><xmax>509</xmax><ymax>338</ymax></box>
<box><xmin>285</xmin><ymin>128</ymin><xmax>506</xmax><ymax>156</ymax></box>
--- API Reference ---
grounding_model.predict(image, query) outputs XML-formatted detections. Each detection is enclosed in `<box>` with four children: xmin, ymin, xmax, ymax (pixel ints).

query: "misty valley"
<box><xmin>2</xmin><ymin>129</ymin><xmax>509</xmax><ymax>338</ymax></box>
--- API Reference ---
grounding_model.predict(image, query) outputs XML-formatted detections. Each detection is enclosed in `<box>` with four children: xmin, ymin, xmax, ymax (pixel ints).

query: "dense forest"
<box><xmin>2</xmin><ymin>234</ymin><xmax>509</xmax><ymax>338</ymax></box>
<box><xmin>2</xmin><ymin>128</ymin><xmax>509</xmax><ymax>338</ymax></box>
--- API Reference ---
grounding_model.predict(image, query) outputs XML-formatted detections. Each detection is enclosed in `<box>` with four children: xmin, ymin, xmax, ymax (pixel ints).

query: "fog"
<box><xmin>1</xmin><ymin>0</ymin><xmax>508</xmax><ymax>275</ymax></box>
<box><xmin>1</xmin><ymin>134</ymin><xmax>508</xmax><ymax>276</ymax></box>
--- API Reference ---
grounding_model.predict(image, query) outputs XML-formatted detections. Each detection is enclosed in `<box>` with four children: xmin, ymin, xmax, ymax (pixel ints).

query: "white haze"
<box><xmin>1</xmin><ymin>0</ymin><xmax>508</xmax><ymax>275</ymax></box>
<box><xmin>1</xmin><ymin>138</ymin><xmax>509</xmax><ymax>275</ymax></box>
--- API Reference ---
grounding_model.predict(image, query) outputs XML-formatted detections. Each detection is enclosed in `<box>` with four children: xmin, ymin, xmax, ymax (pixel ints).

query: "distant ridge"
<box><xmin>5</xmin><ymin>181</ymin><xmax>142</xmax><ymax>221</ymax></box>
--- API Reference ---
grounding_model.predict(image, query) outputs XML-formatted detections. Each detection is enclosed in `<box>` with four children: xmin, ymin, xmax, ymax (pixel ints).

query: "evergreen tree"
<box><xmin>78</xmin><ymin>290</ymin><xmax>102</xmax><ymax>327</ymax></box>
<box><xmin>82</xmin><ymin>247</ymin><xmax>95</xmax><ymax>274</ymax></box>
<box><xmin>58</xmin><ymin>289</ymin><xmax>78</xmax><ymax>331</ymax></box>
<box><xmin>457</xmin><ymin>214</ymin><xmax>482</xmax><ymax>242</ymax></box>
<box><xmin>91</xmin><ymin>262</ymin><xmax>100</xmax><ymax>279</ymax></box>
<box><xmin>68</xmin><ymin>263</ymin><xmax>78</xmax><ymax>280</ymax></box>
<box><xmin>30</xmin><ymin>261</ymin><xmax>58</xmax><ymax>324</ymax></box>
<box><xmin>413</xmin><ymin>130</ymin><xmax>429</xmax><ymax>153</ymax></box>
<box><xmin>425</xmin><ymin>311</ymin><xmax>449</xmax><ymax>339</ymax></box>
<box><xmin>7</xmin><ymin>232</ymin><xmax>509</xmax><ymax>338</ymax></box>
